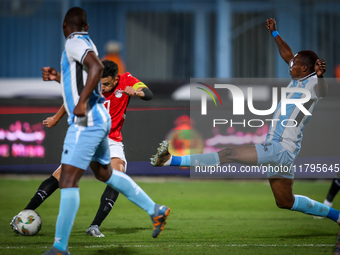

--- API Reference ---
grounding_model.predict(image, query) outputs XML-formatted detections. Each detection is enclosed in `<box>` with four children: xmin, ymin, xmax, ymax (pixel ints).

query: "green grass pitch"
<box><xmin>0</xmin><ymin>176</ymin><xmax>339</xmax><ymax>255</ymax></box>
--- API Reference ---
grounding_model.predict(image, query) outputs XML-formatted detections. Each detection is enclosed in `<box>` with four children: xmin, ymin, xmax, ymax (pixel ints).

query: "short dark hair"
<box><xmin>298</xmin><ymin>50</ymin><xmax>319</xmax><ymax>73</ymax></box>
<box><xmin>102</xmin><ymin>60</ymin><xmax>119</xmax><ymax>78</ymax></box>
<box><xmin>64</xmin><ymin>7</ymin><xmax>87</xmax><ymax>30</ymax></box>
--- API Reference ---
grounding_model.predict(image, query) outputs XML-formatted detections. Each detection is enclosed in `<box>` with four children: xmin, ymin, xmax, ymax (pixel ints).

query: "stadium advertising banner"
<box><xmin>189</xmin><ymin>78</ymin><xmax>340</xmax><ymax>179</ymax></box>
<box><xmin>0</xmin><ymin>112</ymin><xmax>67</xmax><ymax>173</ymax></box>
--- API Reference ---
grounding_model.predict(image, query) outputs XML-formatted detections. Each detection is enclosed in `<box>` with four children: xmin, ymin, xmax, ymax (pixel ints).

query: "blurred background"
<box><xmin>0</xmin><ymin>0</ymin><xmax>340</xmax><ymax>176</ymax></box>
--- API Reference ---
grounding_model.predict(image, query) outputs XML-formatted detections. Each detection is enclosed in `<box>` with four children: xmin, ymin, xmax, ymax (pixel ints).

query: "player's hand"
<box><xmin>315</xmin><ymin>59</ymin><xmax>326</xmax><ymax>77</ymax></box>
<box><xmin>73</xmin><ymin>102</ymin><xmax>87</xmax><ymax>117</ymax></box>
<box><xmin>41</xmin><ymin>67</ymin><xmax>59</xmax><ymax>81</ymax></box>
<box><xmin>266</xmin><ymin>18</ymin><xmax>277</xmax><ymax>33</ymax></box>
<box><xmin>122</xmin><ymin>86</ymin><xmax>138</xmax><ymax>96</ymax></box>
<box><xmin>42</xmin><ymin>116</ymin><xmax>59</xmax><ymax>128</ymax></box>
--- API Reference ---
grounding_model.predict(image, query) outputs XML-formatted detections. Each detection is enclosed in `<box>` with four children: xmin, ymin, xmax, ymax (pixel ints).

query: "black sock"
<box><xmin>326</xmin><ymin>178</ymin><xmax>340</xmax><ymax>203</ymax></box>
<box><xmin>24</xmin><ymin>175</ymin><xmax>59</xmax><ymax>210</ymax></box>
<box><xmin>91</xmin><ymin>185</ymin><xmax>119</xmax><ymax>227</ymax></box>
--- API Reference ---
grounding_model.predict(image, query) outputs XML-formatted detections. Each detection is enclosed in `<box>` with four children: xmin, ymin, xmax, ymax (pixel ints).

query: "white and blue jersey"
<box><xmin>60</xmin><ymin>31</ymin><xmax>111</xmax><ymax>170</ymax></box>
<box><xmin>60</xmin><ymin>31</ymin><xmax>109</xmax><ymax>127</ymax></box>
<box><xmin>266</xmin><ymin>72</ymin><xmax>320</xmax><ymax>155</ymax></box>
<box><xmin>254</xmin><ymin>72</ymin><xmax>321</xmax><ymax>178</ymax></box>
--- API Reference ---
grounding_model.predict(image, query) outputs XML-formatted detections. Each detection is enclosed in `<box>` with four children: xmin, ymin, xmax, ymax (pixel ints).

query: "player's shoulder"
<box><xmin>120</xmin><ymin>72</ymin><xmax>134</xmax><ymax>79</ymax></box>
<box><xmin>297</xmin><ymin>72</ymin><xmax>317</xmax><ymax>82</ymax></box>
<box><xmin>297</xmin><ymin>72</ymin><xmax>318</xmax><ymax>94</ymax></box>
<box><xmin>66</xmin><ymin>32</ymin><xmax>84</xmax><ymax>43</ymax></box>
<box><xmin>304</xmin><ymin>72</ymin><xmax>318</xmax><ymax>85</ymax></box>
<box><xmin>66</xmin><ymin>32</ymin><xmax>92</xmax><ymax>48</ymax></box>
<box><xmin>119</xmin><ymin>72</ymin><xmax>140</xmax><ymax>83</ymax></box>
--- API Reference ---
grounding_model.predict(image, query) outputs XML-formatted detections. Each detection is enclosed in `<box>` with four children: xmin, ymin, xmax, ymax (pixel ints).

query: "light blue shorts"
<box><xmin>61</xmin><ymin>121</ymin><xmax>111</xmax><ymax>170</ymax></box>
<box><xmin>255</xmin><ymin>141</ymin><xmax>296</xmax><ymax>179</ymax></box>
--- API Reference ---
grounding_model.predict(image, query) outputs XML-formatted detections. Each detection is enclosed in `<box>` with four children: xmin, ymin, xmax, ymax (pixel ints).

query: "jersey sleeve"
<box><xmin>122</xmin><ymin>72</ymin><xmax>148</xmax><ymax>90</ymax></box>
<box><xmin>65</xmin><ymin>37</ymin><xmax>94</xmax><ymax>64</ymax></box>
<box><xmin>132</xmin><ymin>82</ymin><xmax>147</xmax><ymax>90</ymax></box>
<box><xmin>307</xmin><ymin>77</ymin><xmax>319</xmax><ymax>99</ymax></box>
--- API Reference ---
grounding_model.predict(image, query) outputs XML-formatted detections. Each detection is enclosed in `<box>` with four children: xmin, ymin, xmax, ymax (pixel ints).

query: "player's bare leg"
<box><xmin>52</xmin><ymin>166</ymin><xmax>62</xmax><ymax>180</ymax></box>
<box><xmin>269</xmin><ymin>177</ymin><xmax>340</xmax><ymax>223</ymax></box>
<box><xmin>218</xmin><ymin>145</ymin><xmax>258</xmax><ymax>165</ymax></box>
<box><xmin>268</xmin><ymin>178</ymin><xmax>295</xmax><ymax>209</ymax></box>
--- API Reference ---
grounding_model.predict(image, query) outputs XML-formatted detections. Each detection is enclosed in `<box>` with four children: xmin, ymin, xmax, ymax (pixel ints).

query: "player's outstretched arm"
<box><xmin>43</xmin><ymin>104</ymin><xmax>66</xmax><ymax>128</ymax></box>
<box><xmin>74</xmin><ymin>52</ymin><xmax>104</xmax><ymax>117</ymax></box>
<box><xmin>41</xmin><ymin>67</ymin><xmax>61</xmax><ymax>83</ymax></box>
<box><xmin>315</xmin><ymin>59</ymin><xmax>328</xmax><ymax>98</ymax></box>
<box><xmin>266</xmin><ymin>18</ymin><xmax>294</xmax><ymax>64</ymax></box>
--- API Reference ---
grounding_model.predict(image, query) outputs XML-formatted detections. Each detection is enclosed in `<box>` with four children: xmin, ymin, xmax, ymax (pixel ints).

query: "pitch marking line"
<box><xmin>1</xmin><ymin>244</ymin><xmax>335</xmax><ymax>249</ymax></box>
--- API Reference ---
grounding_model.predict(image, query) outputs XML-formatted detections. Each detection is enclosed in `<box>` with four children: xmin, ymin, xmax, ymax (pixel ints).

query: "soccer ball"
<box><xmin>15</xmin><ymin>210</ymin><xmax>42</xmax><ymax>236</ymax></box>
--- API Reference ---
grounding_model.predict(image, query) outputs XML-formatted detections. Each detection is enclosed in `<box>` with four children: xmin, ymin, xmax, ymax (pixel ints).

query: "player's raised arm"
<box><xmin>266</xmin><ymin>18</ymin><xmax>294</xmax><ymax>64</ymax></box>
<box><xmin>73</xmin><ymin>51</ymin><xmax>104</xmax><ymax>117</ymax></box>
<box><xmin>41</xmin><ymin>67</ymin><xmax>61</xmax><ymax>83</ymax></box>
<box><xmin>43</xmin><ymin>104</ymin><xmax>66</xmax><ymax>128</ymax></box>
<box><xmin>315</xmin><ymin>59</ymin><xmax>328</xmax><ymax>98</ymax></box>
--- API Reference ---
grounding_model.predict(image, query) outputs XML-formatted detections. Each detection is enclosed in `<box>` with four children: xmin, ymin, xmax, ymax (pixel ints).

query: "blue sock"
<box><xmin>291</xmin><ymin>195</ymin><xmax>340</xmax><ymax>222</ymax></box>
<box><xmin>170</xmin><ymin>152</ymin><xmax>220</xmax><ymax>167</ymax></box>
<box><xmin>106</xmin><ymin>170</ymin><xmax>156</xmax><ymax>215</ymax></box>
<box><xmin>327</xmin><ymin>208</ymin><xmax>340</xmax><ymax>222</ymax></box>
<box><xmin>53</xmin><ymin>188</ymin><xmax>80</xmax><ymax>251</ymax></box>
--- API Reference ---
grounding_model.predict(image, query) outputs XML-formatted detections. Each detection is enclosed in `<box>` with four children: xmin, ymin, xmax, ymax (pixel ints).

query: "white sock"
<box><xmin>324</xmin><ymin>199</ymin><xmax>333</xmax><ymax>207</ymax></box>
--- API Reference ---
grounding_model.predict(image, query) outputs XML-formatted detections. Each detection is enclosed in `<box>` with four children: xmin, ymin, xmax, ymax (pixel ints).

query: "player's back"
<box><xmin>61</xmin><ymin>32</ymin><xmax>109</xmax><ymax>127</ymax></box>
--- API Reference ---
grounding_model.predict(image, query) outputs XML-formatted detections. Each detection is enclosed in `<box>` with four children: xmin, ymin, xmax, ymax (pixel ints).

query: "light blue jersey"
<box><xmin>266</xmin><ymin>72</ymin><xmax>320</xmax><ymax>155</ymax></box>
<box><xmin>61</xmin><ymin>32</ymin><xmax>109</xmax><ymax>126</ymax></box>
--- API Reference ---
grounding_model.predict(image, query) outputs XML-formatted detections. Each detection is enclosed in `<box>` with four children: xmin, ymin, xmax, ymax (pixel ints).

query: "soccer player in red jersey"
<box><xmin>10</xmin><ymin>60</ymin><xmax>155</xmax><ymax>237</ymax></box>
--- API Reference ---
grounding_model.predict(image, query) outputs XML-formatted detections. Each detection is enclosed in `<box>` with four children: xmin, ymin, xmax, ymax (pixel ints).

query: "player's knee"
<box><xmin>115</xmin><ymin>168</ymin><xmax>126</xmax><ymax>173</ymax></box>
<box><xmin>91</xmin><ymin>162</ymin><xmax>112</xmax><ymax>182</ymax></box>
<box><xmin>93</xmin><ymin>170</ymin><xmax>111</xmax><ymax>182</ymax></box>
<box><xmin>59</xmin><ymin>178</ymin><xmax>79</xmax><ymax>189</ymax></box>
<box><xmin>111</xmin><ymin>165</ymin><xmax>126</xmax><ymax>173</ymax></box>
<box><xmin>94</xmin><ymin>174</ymin><xmax>108</xmax><ymax>182</ymax></box>
<box><xmin>218</xmin><ymin>147</ymin><xmax>236</xmax><ymax>163</ymax></box>
<box><xmin>110</xmin><ymin>158</ymin><xmax>126</xmax><ymax>173</ymax></box>
<box><xmin>274</xmin><ymin>199</ymin><xmax>294</xmax><ymax>209</ymax></box>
